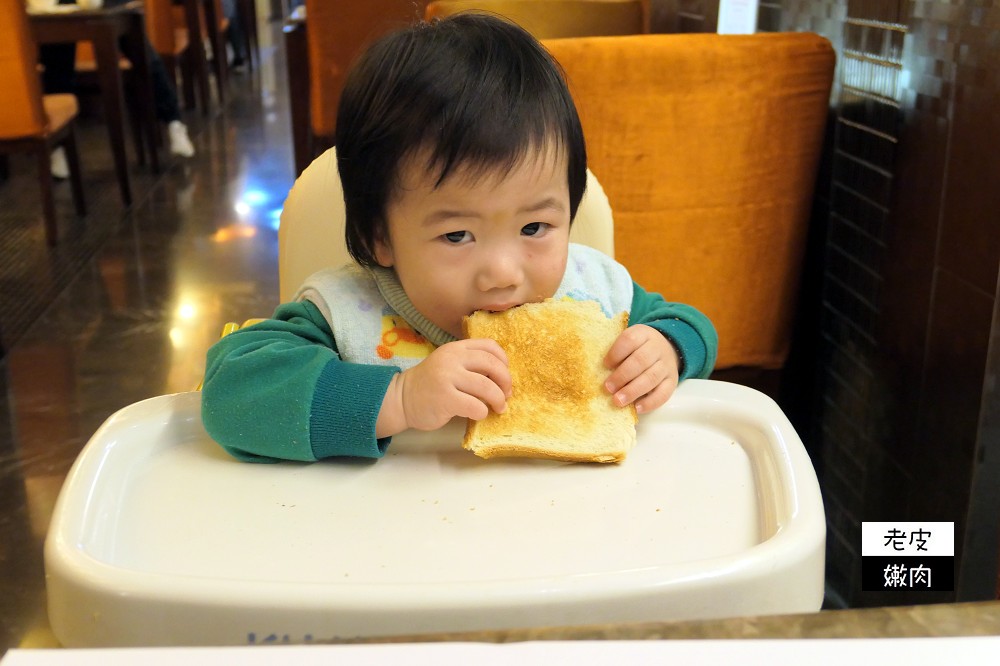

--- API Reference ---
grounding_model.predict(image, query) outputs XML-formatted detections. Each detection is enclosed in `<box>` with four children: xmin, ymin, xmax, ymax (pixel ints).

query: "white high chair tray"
<box><xmin>46</xmin><ymin>379</ymin><xmax>825</xmax><ymax>647</ymax></box>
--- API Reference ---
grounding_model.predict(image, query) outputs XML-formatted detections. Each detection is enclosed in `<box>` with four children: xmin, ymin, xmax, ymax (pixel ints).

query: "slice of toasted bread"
<box><xmin>462</xmin><ymin>299</ymin><xmax>637</xmax><ymax>463</ymax></box>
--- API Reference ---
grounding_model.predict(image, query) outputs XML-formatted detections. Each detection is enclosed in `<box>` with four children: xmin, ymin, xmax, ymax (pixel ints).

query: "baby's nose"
<box><xmin>476</xmin><ymin>251</ymin><xmax>524</xmax><ymax>291</ymax></box>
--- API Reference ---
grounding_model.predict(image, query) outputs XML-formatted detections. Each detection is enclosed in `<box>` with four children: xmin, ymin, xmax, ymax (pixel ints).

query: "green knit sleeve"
<box><xmin>201</xmin><ymin>300</ymin><xmax>399</xmax><ymax>462</ymax></box>
<box><xmin>628</xmin><ymin>282</ymin><xmax>718</xmax><ymax>380</ymax></box>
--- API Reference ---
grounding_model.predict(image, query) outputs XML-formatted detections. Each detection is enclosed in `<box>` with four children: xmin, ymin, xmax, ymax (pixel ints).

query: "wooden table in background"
<box><xmin>30</xmin><ymin>1</ymin><xmax>161</xmax><ymax>206</ymax></box>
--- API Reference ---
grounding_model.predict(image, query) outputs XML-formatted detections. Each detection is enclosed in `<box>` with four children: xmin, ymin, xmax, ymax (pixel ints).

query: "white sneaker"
<box><xmin>50</xmin><ymin>146</ymin><xmax>70</xmax><ymax>179</ymax></box>
<box><xmin>168</xmin><ymin>120</ymin><xmax>195</xmax><ymax>158</ymax></box>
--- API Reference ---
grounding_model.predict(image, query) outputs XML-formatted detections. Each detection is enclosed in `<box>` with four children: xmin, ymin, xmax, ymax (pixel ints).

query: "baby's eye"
<box><xmin>521</xmin><ymin>222</ymin><xmax>548</xmax><ymax>236</ymax></box>
<box><xmin>443</xmin><ymin>230</ymin><xmax>471</xmax><ymax>244</ymax></box>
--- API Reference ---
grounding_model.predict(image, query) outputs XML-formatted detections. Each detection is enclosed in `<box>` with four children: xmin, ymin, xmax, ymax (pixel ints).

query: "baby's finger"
<box><xmin>633</xmin><ymin>377</ymin><xmax>678</xmax><ymax>414</ymax></box>
<box><xmin>465</xmin><ymin>348</ymin><xmax>513</xmax><ymax>397</ymax></box>
<box><xmin>605</xmin><ymin>338</ymin><xmax>658</xmax><ymax>395</ymax></box>
<box><xmin>610</xmin><ymin>362</ymin><xmax>666</xmax><ymax>407</ymax></box>
<box><xmin>454</xmin><ymin>368</ymin><xmax>509</xmax><ymax>414</ymax></box>
<box><xmin>463</xmin><ymin>337</ymin><xmax>510</xmax><ymax>366</ymax></box>
<box><xmin>603</xmin><ymin>326</ymin><xmax>644</xmax><ymax>369</ymax></box>
<box><xmin>448</xmin><ymin>390</ymin><xmax>492</xmax><ymax>421</ymax></box>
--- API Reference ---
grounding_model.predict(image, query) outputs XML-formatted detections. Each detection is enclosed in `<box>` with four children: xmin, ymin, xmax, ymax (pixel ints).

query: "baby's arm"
<box><xmin>603</xmin><ymin>282</ymin><xmax>718</xmax><ymax>413</ymax></box>
<box><xmin>201</xmin><ymin>300</ymin><xmax>398</xmax><ymax>462</ymax></box>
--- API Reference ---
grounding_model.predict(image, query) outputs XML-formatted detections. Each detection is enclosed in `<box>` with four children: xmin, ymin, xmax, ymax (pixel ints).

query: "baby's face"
<box><xmin>376</xmin><ymin>149</ymin><xmax>571</xmax><ymax>339</ymax></box>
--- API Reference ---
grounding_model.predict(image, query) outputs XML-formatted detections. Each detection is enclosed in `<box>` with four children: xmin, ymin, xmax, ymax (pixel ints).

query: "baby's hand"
<box><xmin>603</xmin><ymin>324</ymin><xmax>680</xmax><ymax>415</ymax></box>
<box><xmin>377</xmin><ymin>339</ymin><xmax>511</xmax><ymax>436</ymax></box>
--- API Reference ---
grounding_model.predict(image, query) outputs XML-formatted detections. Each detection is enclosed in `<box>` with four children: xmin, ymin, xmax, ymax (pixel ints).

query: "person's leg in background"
<box><xmin>38</xmin><ymin>43</ymin><xmax>78</xmax><ymax>178</ymax></box>
<box><xmin>39</xmin><ymin>42</ymin><xmax>77</xmax><ymax>95</ymax></box>
<box><xmin>221</xmin><ymin>0</ymin><xmax>248</xmax><ymax>70</ymax></box>
<box><xmin>117</xmin><ymin>37</ymin><xmax>195</xmax><ymax>158</ymax></box>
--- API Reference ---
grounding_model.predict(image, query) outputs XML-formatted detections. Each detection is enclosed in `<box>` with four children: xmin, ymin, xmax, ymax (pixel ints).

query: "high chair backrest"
<box><xmin>544</xmin><ymin>32</ymin><xmax>835</xmax><ymax>370</ymax></box>
<box><xmin>424</xmin><ymin>0</ymin><xmax>645</xmax><ymax>38</ymax></box>
<box><xmin>278</xmin><ymin>147</ymin><xmax>616</xmax><ymax>303</ymax></box>
<box><xmin>0</xmin><ymin>1</ymin><xmax>47</xmax><ymax>139</ymax></box>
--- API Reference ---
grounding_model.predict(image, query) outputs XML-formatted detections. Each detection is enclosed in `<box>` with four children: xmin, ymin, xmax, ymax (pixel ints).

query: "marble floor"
<box><xmin>0</xmin><ymin>6</ymin><xmax>289</xmax><ymax>653</ymax></box>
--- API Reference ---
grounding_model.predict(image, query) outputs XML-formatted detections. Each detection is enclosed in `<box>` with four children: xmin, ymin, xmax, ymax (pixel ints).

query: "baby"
<box><xmin>201</xmin><ymin>13</ymin><xmax>718</xmax><ymax>462</ymax></box>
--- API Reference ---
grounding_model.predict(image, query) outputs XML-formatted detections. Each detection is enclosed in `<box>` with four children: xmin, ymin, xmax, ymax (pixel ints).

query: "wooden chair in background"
<box><xmin>164</xmin><ymin>0</ymin><xmax>231</xmax><ymax>106</ymax></box>
<box><xmin>544</xmin><ymin>33</ymin><xmax>835</xmax><ymax>385</ymax></box>
<box><xmin>283</xmin><ymin>0</ymin><xmax>430</xmax><ymax>175</ymax></box>
<box><xmin>201</xmin><ymin>0</ymin><xmax>229</xmax><ymax>106</ymax></box>
<box><xmin>73</xmin><ymin>39</ymin><xmax>160</xmax><ymax>169</ymax></box>
<box><xmin>236</xmin><ymin>0</ymin><xmax>259</xmax><ymax>70</ymax></box>
<box><xmin>0</xmin><ymin>0</ymin><xmax>85</xmax><ymax>246</ymax></box>
<box><xmin>153</xmin><ymin>0</ymin><xmax>212</xmax><ymax>114</ymax></box>
<box><xmin>145</xmin><ymin>0</ymin><xmax>193</xmax><ymax>112</ymax></box>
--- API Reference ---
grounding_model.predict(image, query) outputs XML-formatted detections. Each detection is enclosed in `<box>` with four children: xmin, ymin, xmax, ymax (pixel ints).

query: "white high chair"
<box><xmin>43</xmin><ymin>150</ymin><xmax>826</xmax><ymax>648</ymax></box>
<box><xmin>277</xmin><ymin>147</ymin><xmax>617</xmax><ymax>302</ymax></box>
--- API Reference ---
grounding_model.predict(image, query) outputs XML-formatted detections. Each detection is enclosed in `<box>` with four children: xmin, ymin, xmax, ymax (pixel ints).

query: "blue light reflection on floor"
<box><xmin>232</xmin><ymin>184</ymin><xmax>284</xmax><ymax>232</ymax></box>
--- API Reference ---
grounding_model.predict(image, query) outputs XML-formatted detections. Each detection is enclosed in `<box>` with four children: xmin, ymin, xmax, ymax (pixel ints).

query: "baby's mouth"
<box><xmin>478</xmin><ymin>302</ymin><xmax>520</xmax><ymax>314</ymax></box>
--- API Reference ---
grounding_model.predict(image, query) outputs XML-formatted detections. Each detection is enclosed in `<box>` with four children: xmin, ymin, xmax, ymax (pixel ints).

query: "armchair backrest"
<box><xmin>278</xmin><ymin>147</ymin><xmax>615</xmax><ymax>303</ymax></box>
<box><xmin>424</xmin><ymin>0</ymin><xmax>645</xmax><ymax>38</ymax></box>
<box><xmin>544</xmin><ymin>32</ymin><xmax>835</xmax><ymax>370</ymax></box>
<box><xmin>305</xmin><ymin>0</ymin><xmax>428</xmax><ymax>140</ymax></box>
<box><xmin>0</xmin><ymin>1</ymin><xmax>47</xmax><ymax>139</ymax></box>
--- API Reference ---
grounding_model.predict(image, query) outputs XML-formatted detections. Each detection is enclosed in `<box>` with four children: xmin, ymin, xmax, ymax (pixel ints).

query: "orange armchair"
<box><xmin>425</xmin><ymin>0</ymin><xmax>646</xmax><ymax>38</ymax></box>
<box><xmin>544</xmin><ymin>33</ymin><xmax>834</xmax><ymax>372</ymax></box>
<box><xmin>1</xmin><ymin>0</ymin><xmax>85</xmax><ymax>246</ymax></box>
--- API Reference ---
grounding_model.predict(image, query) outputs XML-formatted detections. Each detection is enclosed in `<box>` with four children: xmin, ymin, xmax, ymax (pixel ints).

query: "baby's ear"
<box><xmin>373</xmin><ymin>234</ymin><xmax>394</xmax><ymax>267</ymax></box>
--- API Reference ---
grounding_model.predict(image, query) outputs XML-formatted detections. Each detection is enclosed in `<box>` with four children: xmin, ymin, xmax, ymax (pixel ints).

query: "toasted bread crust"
<box><xmin>462</xmin><ymin>299</ymin><xmax>636</xmax><ymax>463</ymax></box>
<box><xmin>462</xmin><ymin>440</ymin><xmax>629</xmax><ymax>463</ymax></box>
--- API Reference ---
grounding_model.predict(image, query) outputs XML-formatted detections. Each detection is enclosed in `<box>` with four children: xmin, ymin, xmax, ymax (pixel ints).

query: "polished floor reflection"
<box><xmin>0</xmin><ymin>6</ymin><xmax>289</xmax><ymax>653</ymax></box>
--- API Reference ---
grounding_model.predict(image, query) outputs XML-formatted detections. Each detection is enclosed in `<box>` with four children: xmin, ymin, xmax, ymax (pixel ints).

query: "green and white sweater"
<box><xmin>201</xmin><ymin>244</ymin><xmax>718</xmax><ymax>462</ymax></box>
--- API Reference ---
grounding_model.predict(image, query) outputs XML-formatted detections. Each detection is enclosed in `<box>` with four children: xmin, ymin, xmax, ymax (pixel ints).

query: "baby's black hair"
<box><xmin>335</xmin><ymin>12</ymin><xmax>587</xmax><ymax>267</ymax></box>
